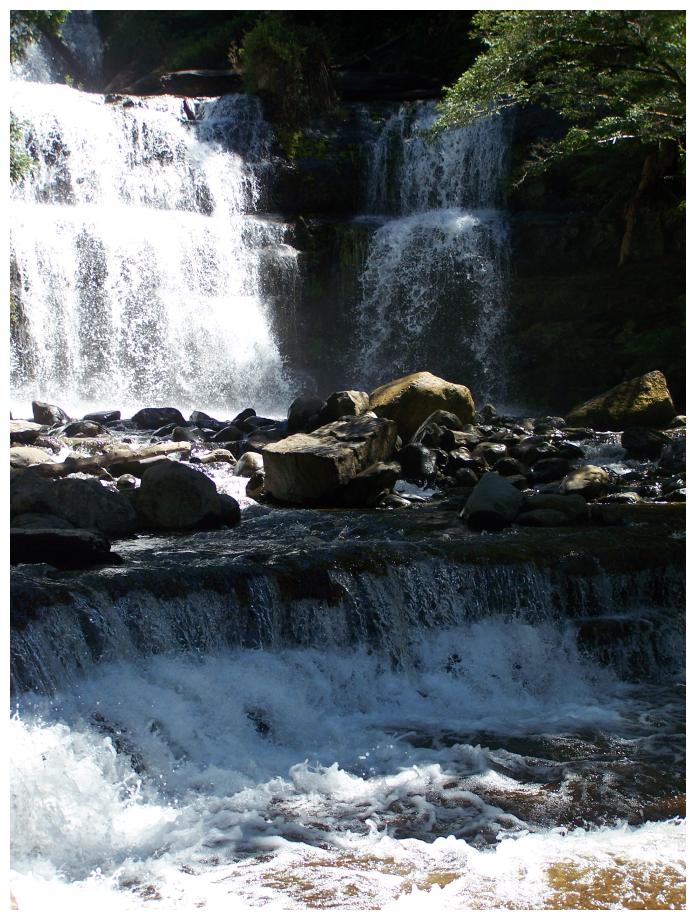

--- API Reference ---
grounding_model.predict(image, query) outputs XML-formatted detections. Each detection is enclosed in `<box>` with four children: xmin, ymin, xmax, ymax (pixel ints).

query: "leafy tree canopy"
<box><xmin>437</xmin><ymin>10</ymin><xmax>685</xmax><ymax>175</ymax></box>
<box><xmin>10</xmin><ymin>10</ymin><xmax>68</xmax><ymax>62</ymax></box>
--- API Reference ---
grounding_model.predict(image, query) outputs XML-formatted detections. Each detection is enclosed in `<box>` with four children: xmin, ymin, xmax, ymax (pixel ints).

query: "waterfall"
<box><xmin>353</xmin><ymin>103</ymin><xmax>510</xmax><ymax>403</ymax></box>
<box><xmin>10</xmin><ymin>81</ymin><xmax>298</xmax><ymax>417</ymax></box>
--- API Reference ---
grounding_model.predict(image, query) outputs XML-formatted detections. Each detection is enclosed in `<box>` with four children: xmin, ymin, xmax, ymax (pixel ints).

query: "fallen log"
<box><xmin>28</xmin><ymin>441</ymin><xmax>192</xmax><ymax>479</ymax></box>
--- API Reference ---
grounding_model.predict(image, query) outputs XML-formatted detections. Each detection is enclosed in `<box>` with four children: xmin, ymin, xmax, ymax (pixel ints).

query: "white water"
<box><xmin>10</xmin><ymin>81</ymin><xmax>297</xmax><ymax>416</ymax></box>
<box><xmin>353</xmin><ymin>103</ymin><xmax>510</xmax><ymax>401</ymax></box>
<box><xmin>10</xmin><ymin>621</ymin><xmax>685</xmax><ymax>910</ymax></box>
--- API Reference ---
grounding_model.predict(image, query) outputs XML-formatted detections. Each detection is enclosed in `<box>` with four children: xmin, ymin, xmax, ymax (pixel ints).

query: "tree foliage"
<box><xmin>10</xmin><ymin>9</ymin><xmax>69</xmax><ymax>62</ymax></box>
<box><xmin>236</xmin><ymin>13</ymin><xmax>335</xmax><ymax>127</ymax></box>
<box><xmin>437</xmin><ymin>11</ymin><xmax>685</xmax><ymax>175</ymax></box>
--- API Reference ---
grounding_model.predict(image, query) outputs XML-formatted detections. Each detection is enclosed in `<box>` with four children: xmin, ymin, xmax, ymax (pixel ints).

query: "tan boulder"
<box><xmin>262</xmin><ymin>415</ymin><xmax>398</xmax><ymax>504</ymax></box>
<box><xmin>560</xmin><ymin>465</ymin><xmax>610</xmax><ymax>499</ymax></box>
<box><xmin>566</xmin><ymin>370</ymin><xmax>675</xmax><ymax>430</ymax></box>
<box><xmin>369</xmin><ymin>371</ymin><xmax>475</xmax><ymax>441</ymax></box>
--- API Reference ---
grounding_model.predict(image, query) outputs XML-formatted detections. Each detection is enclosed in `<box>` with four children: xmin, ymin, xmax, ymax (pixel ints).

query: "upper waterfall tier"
<box><xmin>366</xmin><ymin>102</ymin><xmax>509</xmax><ymax>215</ymax></box>
<box><xmin>10</xmin><ymin>83</ymin><xmax>296</xmax><ymax>416</ymax></box>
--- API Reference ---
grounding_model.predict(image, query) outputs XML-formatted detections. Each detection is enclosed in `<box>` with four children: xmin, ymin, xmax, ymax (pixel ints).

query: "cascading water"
<box><xmin>10</xmin><ymin>507</ymin><xmax>686</xmax><ymax>910</ymax></box>
<box><xmin>353</xmin><ymin>103</ymin><xmax>510</xmax><ymax>402</ymax></box>
<box><xmin>10</xmin><ymin>81</ymin><xmax>297</xmax><ymax>417</ymax></box>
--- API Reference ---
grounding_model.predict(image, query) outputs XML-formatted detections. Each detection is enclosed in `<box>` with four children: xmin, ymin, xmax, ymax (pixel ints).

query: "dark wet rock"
<box><xmin>621</xmin><ymin>427</ymin><xmax>671</xmax><ymax>460</ymax></box>
<box><xmin>505</xmin><ymin>474</ymin><xmax>529</xmax><ymax>491</ymax></box>
<box><xmin>10</xmin><ymin>446</ymin><xmax>55</xmax><ymax>468</ymax></box>
<box><xmin>172</xmin><ymin>426</ymin><xmax>204</xmax><ymax>443</ymax></box>
<box><xmin>234</xmin><ymin>452</ymin><xmax>264</xmax><ymax>477</ymax></box>
<box><xmin>397</xmin><ymin>443</ymin><xmax>437</xmax><ymax>481</ymax></box>
<box><xmin>520</xmin><ymin>493</ymin><xmax>588</xmax><ymax>522</ymax></box>
<box><xmin>560</xmin><ymin>465</ymin><xmax>610</xmax><ymax>499</ymax></box>
<box><xmin>477</xmin><ymin>404</ymin><xmax>497</xmax><ymax>423</ymax></box>
<box><xmin>317</xmin><ymin>390</ymin><xmax>370</xmax><ymax>425</ymax></box>
<box><xmin>330</xmin><ymin>461</ymin><xmax>401</xmax><ymax>508</ymax></box>
<box><xmin>369</xmin><ymin>372</ymin><xmax>475</xmax><ymax>442</ymax></box>
<box><xmin>378</xmin><ymin>493</ymin><xmax>411</xmax><ymax>509</ymax></box>
<box><xmin>237</xmin><ymin>415</ymin><xmax>277</xmax><ymax>433</ymax></box>
<box><xmin>245</xmin><ymin>429</ymin><xmax>288</xmax><ymax>451</ymax></box>
<box><xmin>116</xmin><ymin>474</ymin><xmax>138</xmax><ymax>491</ymax></box>
<box><xmin>601</xmin><ymin>491</ymin><xmax>643</xmax><ymax>504</ymax></box>
<box><xmin>11</xmin><ymin>528</ymin><xmax>119</xmax><ymax>568</ymax></box>
<box><xmin>217</xmin><ymin>493</ymin><xmax>242</xmax><ymax>526</ymax></box>
<box><xmin>288</xmin><ymin>394</ymin><xmax>325</xmax><ymax>434</ymax></box>
<box><xmin>189</xmin><ymin>410</ymin><xmax>226</xmax><ymax>431</ymax></box>
<box><xmin>440</xmin><ymin>428</ymin><xmax>480</xmax><ymax>451</ymax></box>
<box><xmin>663</xmin><ymin>488</ymin><xmax>686</xmax><ymax>502</ymax></box>
<box><xmin>232</xmin><ymin>408</ymin><xmax>257</xmax><ymax>426</ymax></box>
<box><xmin>555</xmin><ymin>440</ymin><xmax>586</xmax><ymax>460</ymax></box>
<box><xmin>84</xmin><ymin>410</ymin><xmax>121</xmax><ymax>425</ymax></box>
<box><xmin>61</xmin><ymin>419</ymin><xmax>107</xmax><ymax>438</ymax></box>
<box><xmin>473</xmin><ymin>441</ymin><xmax>507</xmax><ymax>465</ymax></box>
<box><xmin>131</xmin><ymin>407</ymin><xmax>187</xmax><ymax>430</ymax></box>
<box><xmin>411</xmin><ymin>411</ymin><xmax>465</xmax><ymax>446</ymax></box>
<box><xmin>10</xmin><ymin>470</ymin><xmax>138</xmax><ymax>537</ymax></box>
<box><xmin>493</xmin><ymin>457</ymin><xmax>527</xmax><ymax>477</ymax></box>
<box><xmin>151</xmin><ymin>422</ymin><xmax>179</xmax><ymax>439</ymax></box>
<box><xmin>107</xmin><ymin>455</ymin><xmax>174</xmax><ymax>478</ymax></box>
<box><xmin>11</xmin><ymin>512</ymin><xmax>75</xmax><ymax>530</ymax></box>
<box><xmin>32</xmin><ymin>400</ymin><xmax>71</xmax><ymax>426</ymax></box>
<box><xmin>516</xmin><ymin>509</ymin><xmax>569</xmax><ymax>527</ymax></box>
<box><xmin>566</xmin><ymin>370</ymin><xmax>675</xmax><ymax>431</ymax></box>
<box><xmin>263</xmin><ymin>415</ymin><xmax>398</xmax><ymax>505</ymax></box>
<box><xmin>513</xmin><ymin>438</ymin><xmax>558</xmax><ymax>465</ymax></box>
<box><xmin>461</xmin><ymin>471</ymin><xmax>524</xmax><ymax>532</ymax></box>
<box><xmin>528</xmin><ymin>456</ymin><xmax>572</xmax><ymax>484</ymax></box>
<box><xmin>246</xmin><ymin>469</ymin><xmax>266</xmax><ymax>501</ymax></box>
<box><xmin>534</xmin><ymin>416</ymin><xmax>566</xmax><ymax>432</ymax></box>
<box><xmin>211</xmin><ymin>424</ymin><xmax>245</xmax><ymax>443</ymax></box>
<box><xmin>134</xmin><ymin>461</ymin><xmax>228</xmax><ymax>531</ymax></box>
<box><xmin>453</xmin><ymin>467</ymin><xmax>480</xmax><ymax>488</ymax></box>
<box><xmin>658</xmin><ymin>436</ymin><xmax>686</xmax><ymax>474</ymax></box>
<box><xmin>667</xmin><ymin>415</ymin><xmax>686</xmax><ymax>428</ymax></box>
<box><xmin>10</xmin><ymin>420</ymin><xmax>45</xmax><ymax>445</ymax></box>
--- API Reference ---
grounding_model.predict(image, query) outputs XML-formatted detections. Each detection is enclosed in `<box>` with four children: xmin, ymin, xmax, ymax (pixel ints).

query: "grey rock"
<box><xmin>234</xmin><ymin>452</ymin><xmax>264</xmax><ymax>477</ymax></box>
<box><xmin>10</xmin><ymin>470</ymin><xmax>138</xmax><ymax>537</ymax></box>
<box><xmin>134</xmin><ymin>461</ymin><xmax>224</xmax><ymax>530</ymax></box>
<box><xmin>11</xmin><ymin>527</ymin><xmax>118</xmax><ymax>567</ymax></box>
<box><xmin>461</xmin><ymin>471</ymin><xmax>525</xmax><ymax>531</ymax></box>
<box><xmin>560</xmin><ymin>465</ymin><xmax>610</xmax><ymax>499</ymax></box>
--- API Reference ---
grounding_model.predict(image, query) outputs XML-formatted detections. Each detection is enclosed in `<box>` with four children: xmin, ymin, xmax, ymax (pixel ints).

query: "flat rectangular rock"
<box><xmin>262</xmin><ymin>415</ymin><xmax>398</xmax><ymax>504</ymax></box>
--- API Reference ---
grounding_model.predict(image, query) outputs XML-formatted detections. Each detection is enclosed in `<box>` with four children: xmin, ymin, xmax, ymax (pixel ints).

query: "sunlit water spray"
<box><xmin>10</xmin><ymin>82</ymin><xmax>297</xmax><ymax>415</ymax></box>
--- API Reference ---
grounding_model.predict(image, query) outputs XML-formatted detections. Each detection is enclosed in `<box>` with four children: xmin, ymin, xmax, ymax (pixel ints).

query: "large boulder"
<box><xmin>134</xmin><ymin>461</ymin><xmax>230</xmax><ymax>530</ymax></box>
<box><xmin>460</xmin><ymin>471</ymin><xmax>524</xmax><ymax>531</ymax></box>
<box><xmin>566</xmin><ymin>371</ymin><xmax>675</xmax><ymax>430</ymax></box>
<box><xmin>262</xmin><ymin>415</ymin><xmax>398</xmax><ymax>504</ymax></box>
<box><xmin>369</xmin><ymin>372</ymin><xmax>475</xmax><ymax>442</ymax></box>
<box><xmin>234</xmin><ymin>452</ymin><xmax>263</xmax><ymax>477</ymax></box>
<box><xmin>10</xmin><ymin>470</ymin><xmax>138</xmax><ymax>537</ymax></box>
